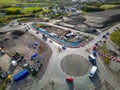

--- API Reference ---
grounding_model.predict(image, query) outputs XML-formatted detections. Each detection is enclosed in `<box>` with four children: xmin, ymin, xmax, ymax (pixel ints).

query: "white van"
<box><xmin>89</xmin><ymin>66</ymin><xmax>97</xmax><ymax>78</ymax></box>
<box><xmin>88</xmin><ymin>54</ymin><xmax>96</xmax><ymax>60</ymax></box>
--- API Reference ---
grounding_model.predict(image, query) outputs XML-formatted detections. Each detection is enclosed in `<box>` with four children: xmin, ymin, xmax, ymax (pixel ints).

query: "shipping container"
<box><xmin>13</xmin><ymin>69</ymin><xmax>29</xmax><ymax>82</ymax></box>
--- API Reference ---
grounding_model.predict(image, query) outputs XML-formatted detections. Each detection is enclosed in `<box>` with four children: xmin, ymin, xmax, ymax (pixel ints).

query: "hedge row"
<box><xmin>3</xmin><ymin>7</ymin><xmax>42</xmax><ymax>15</ymax></box>
<box><xmin>0</xmin><ymin>14</ymin><xmax>35</xmax><ymax>26</ymax></box>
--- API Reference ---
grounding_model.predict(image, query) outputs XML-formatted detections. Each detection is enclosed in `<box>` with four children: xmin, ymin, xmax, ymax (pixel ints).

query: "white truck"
<box><xmin>89</xmin><ymin>66</ymin><xmax>97</xmax><ymax>78</ymax></box>
<box><xmin>88</xmin><ymin>54</ymin><xmax>96</xmax><ymax>65</ymax></box>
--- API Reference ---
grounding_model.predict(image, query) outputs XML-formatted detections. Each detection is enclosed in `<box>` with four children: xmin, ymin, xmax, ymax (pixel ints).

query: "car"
<box><xmin>62</xmin><ymin>46</ymin><xmax>66</xmax><ymax>50</ymax></box>
<box><xmin>26</xmin><ymin>29</ymin><xmax>29</xmax><ymax>32</ymax></box>
<box><xmin>116</xmin><ymin>27</ymin><xmax>119</xmax><ymax>29</ymax></box>
<box><xmin>66</xmin><ymin>76</ymin><xmax>73</xmax><ymax>82</ymax></box>
<box><xmin>36</xmin><ymin>32</ymin><xmax>39</xmax><ymax>34</ymax></box>
<box><xmin>102</xmin><ymin>35</ymin><xmax>106</xmax><ymax>38</ymax></box>
<box><xmin>106</xmin><ymin>32</ymin><xmax>109</xmax><ymax>35</ymax></box>
<box><xmin>95</xmin><ymin>43</ymin><xmax>98</xmax><ymax>46</ymax></box>
<box><xmin>1</xmin><ymin>50</ymin><xmax>5</xmax><ymax>55</ymax></box>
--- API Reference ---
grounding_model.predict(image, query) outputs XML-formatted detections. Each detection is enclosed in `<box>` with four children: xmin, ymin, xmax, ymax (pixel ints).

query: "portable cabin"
<box><xmin>13</xmin><ymin>69</ymin><xmax>29</xmax><ymax>82</ymax></box>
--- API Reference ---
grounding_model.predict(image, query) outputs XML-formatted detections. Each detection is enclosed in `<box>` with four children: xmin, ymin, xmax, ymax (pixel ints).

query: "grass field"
<box><xmin>110</xmin><ymin>29</ymin><xmax>120</xmax><ymax>47</ymax></box>
<box><xmin>98</xmin><ymin>44</ymin><xmax>109</xmax><ymax>54</ymax></box>
<box><xmin>100</xmin><ymin>5</ymin><xmax>120</xmax><ymax>10</ymax></box>
<box><xmin>0</xmin><ymin>0</ymin><xmax>17</xmax><ymax>4</ymax></box>
<box><xmin>98</xmin><ymin>44</ymin><xmax>110</xmax><ymax>64</ymax></box>
<box><xmin>23</xmin><ymin>7</ymin><xmax>42</xmax><ymax>13</ymax></box>
<box><xmin>5</xmin><ymin>7</ymin><xmax>22</xmax><ymax>11</ymax></box>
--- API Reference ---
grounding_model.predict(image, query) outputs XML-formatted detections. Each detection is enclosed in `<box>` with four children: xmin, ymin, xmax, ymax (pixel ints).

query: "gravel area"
<box><xmin>85</xmin><ymin>9</ymin><xmax>120</xmax><ymax>28</ymax></box>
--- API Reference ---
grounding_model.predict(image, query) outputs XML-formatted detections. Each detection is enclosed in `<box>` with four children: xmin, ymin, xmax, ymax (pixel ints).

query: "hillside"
<box><xmin>0</xmin><ymin>0</ymin><xmax>17</xmax><ymax>4</ymax></box>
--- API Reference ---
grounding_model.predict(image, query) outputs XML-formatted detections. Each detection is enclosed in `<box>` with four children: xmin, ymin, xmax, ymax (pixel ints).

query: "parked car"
<box><xmin>66</xmin><ymin>76</ymin><xmax>73</xmax><ymax>82</ymax></box>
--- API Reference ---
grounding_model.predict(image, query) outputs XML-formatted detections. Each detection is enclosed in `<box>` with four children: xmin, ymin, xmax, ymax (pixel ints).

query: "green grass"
<box><xmin>23</xmin><ymin>7</ymin><xmax>42</xmax><ymax>14</ymax></box>
<box><xmin>98</xmin><ymin>44</ymin><xmax>110</xmax><ymax>64</ymax></box>
<box><xmin>98</xmin><ymin>44</ymin><xmax>109</xmax><ymax>54</ymax></box>
<box><xmin>0</xmin><ymin>0</ymin><xmax>17</xmax><ymax>4</ymax></box>
<box><xmin>100</xmin><ymin>4</ymin><xmax>120</xmax><ymax>10</ymax></box>
<box><xmin>110</xmin><ymin>29</ymin><xmax>120</xmax><ymax>47</ymax></box>
<box><xmin>5</xmin><ymin>7</ymin><xmax>22</xmax><ymax>11</ymax></box>
<box><xmin>103</xmin><ymin>57</ymin><xmax>110</xmax><ymax>64</ymax></box>
<box><xmin>4</xmin><ymin>7</ymin><xmax>22</xmax><ymax>15</ymax></box>
<box><xmin>17</xmin><ymin>2</ymin><xmax>53</xmax><ymax>5</ymax></box>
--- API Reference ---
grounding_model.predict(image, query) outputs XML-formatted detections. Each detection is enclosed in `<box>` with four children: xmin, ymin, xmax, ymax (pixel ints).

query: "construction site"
<box><xmin>34</xmin><ymin>23</ymin><xmax>93</xmax><ymax>47</ymax></box>
<box><xmin>0</xmin><ymin>30</ymin><xmax>52</xmax><ymax>88</ymax></box>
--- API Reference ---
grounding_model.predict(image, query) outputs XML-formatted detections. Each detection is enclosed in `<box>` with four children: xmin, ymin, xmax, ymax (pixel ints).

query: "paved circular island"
<box><xmin>61</xmin><ymin>54</ymin><xmax>90</xmax><ymax>77</ymax></box>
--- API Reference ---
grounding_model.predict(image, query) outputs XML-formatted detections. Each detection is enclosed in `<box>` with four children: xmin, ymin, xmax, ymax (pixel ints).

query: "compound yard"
<box><xmin>34</xmin><ymin>23</ymin><xmax>92</xmax><ymax>45</ymax></box>
<box><xmin>0</xmin><ymin>30</ymin><xmax>52</xmax><ymax>82</ymax></box>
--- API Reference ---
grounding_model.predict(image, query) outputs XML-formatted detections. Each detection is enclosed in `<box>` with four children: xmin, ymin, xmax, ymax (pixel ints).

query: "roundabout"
<box><xmin>61</xmin><ymin>54</ymin><xmax>90</xmax><ymax>77</ymax></box>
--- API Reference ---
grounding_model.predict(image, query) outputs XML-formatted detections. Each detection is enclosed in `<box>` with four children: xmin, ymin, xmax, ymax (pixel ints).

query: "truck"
<box><xmin>89</xmin><ymin>66</ymin><xmax>97</xmax><ymax>78</ymax></box>
<box><xmin>88</xmin><ymin>54</ymin><xmax>96</xmax><ymax>65</ymax></box>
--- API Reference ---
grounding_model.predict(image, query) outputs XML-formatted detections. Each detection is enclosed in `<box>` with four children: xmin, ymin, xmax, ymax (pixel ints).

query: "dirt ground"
<box><xmin>0</xmin><ymin>54</ymin><xmax>11</xmax><ymax>71</ymax></box>
<box><xmin>40</xmin><ymin>25</ymin><xmax>66</xmax><ymax>36</ymax></box>
<box><xmin>54</xmin><ymin>9</ymin><xmax>120</xmax><ymax>33</ymax></box>
<box><xmin>62</xmin><ymin>16</ymin><xmax>86</xmax><ymax>26</ymax></box>
<box><xmin>85</xmin><ymin>9</ymin><xmax>120</xmax><ymax>28</ymax></box>
<box><xmin>61</xmin><ymin>54</ymin><xmax>90</xmax><ymax>77</ymax></box>
<box><xmin>0</xmin><ymin>31</ymin><xmax>52</xmax><ymax>60</ymax></box>
<box><xmin>35</xmin><ymin>24</ymin><xmax>92</xmax><ymax>43</ymax></box>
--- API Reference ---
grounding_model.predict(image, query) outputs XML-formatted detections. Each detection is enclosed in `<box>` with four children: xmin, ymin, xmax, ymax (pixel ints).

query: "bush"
<box><xmin>100</xmin><ymin>5</ymin><xmax>120</xmax><ymax>10</ymax></box>
<box><xmin>23</xmin><ymin>7</ymin><xmax>42</xmax><ymax>14</ymax></box>
<box><xmin>103</xmin><ymin>57</ymin><xmax>110</xmax><ymax>64</ymax></box>
<box><xmin>4</xmin><ymin>7</ymin><xmax>22</xmax><ymax>15</ymax></box>
<box><xmin>82</xmin><ymin>6</ymin><xmax>104</xmax><ymax>12</ymax></box>
<box><xmin>98</xmin><ymin>44</ymin><xmax>109</xmax><ymax>53</ymax></box>
<box><xmin>0</xmin><ymin>18</ymin><xmax>9</xmax><ymax>27</ymax></box>
<box><xmin>0</xmin><ymin>14</ymin><xmax>35</xmax><ymax>27</ymax></box>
